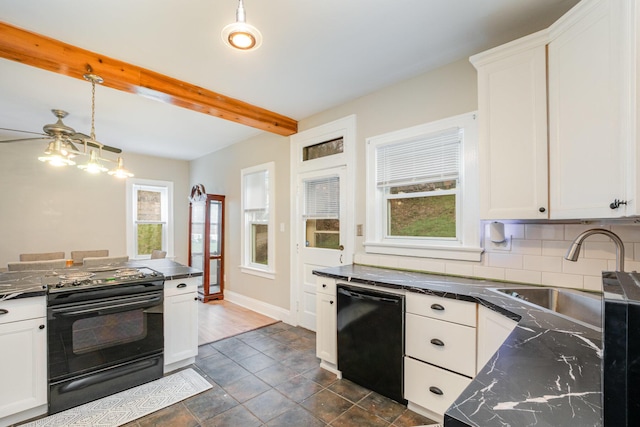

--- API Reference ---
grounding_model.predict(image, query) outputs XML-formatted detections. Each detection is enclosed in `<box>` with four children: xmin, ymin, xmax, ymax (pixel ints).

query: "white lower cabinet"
<box><xmin>477</xmin><ymin>305</ymin><xmax>518</xmax><ymax>372</ymax></box>
<box><xmin>404</xmin><ymin>293</ymin><xmax>477</xmax><ymax>421</ymax></box>
<box><xmin>315</xmin><ymin>277</ymin><xmax>338</xmax><ymax>372</ymax></box>
<box><xmin>0</xmin><ymin>297</ymin><xmax>47</xmax><ymax>426</ymax></box>
<box><xmin>164</xmin><ymin>278</ymin><xmax>199</xmax><ymax>373</ymax></box>
<box><xmin>404</xmin><ymin>356</ymin><xmax>472</xmax><ymax>418</ymax></box>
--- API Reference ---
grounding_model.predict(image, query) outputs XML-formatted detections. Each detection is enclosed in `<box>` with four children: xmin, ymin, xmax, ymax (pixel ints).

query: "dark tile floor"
<box><xmin>125</xmin><ymin>322</ymin><xmax>438</xmax><ymax>426</ymax></box>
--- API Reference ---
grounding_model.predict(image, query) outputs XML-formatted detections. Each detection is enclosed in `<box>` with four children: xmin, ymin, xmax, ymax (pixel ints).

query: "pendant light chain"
<box><xmin>90</xmin><ymin>77</ymin><xmax>97</xmax><ymax>141</ymax></box>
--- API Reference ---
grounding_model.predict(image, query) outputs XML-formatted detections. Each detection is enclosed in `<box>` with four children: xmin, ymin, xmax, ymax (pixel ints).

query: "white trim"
<box><xmin>239</xmin><ymin>266</ymin><xmax>276</xmax><ymax>280</ymax></box>
<box><xmin>125</xmin><ymin>178</ymin><xmax>175</xmax><ymax>260</ymax></box>
<box><xmin>365</xmin><ymin>112</ymin><xmax>481</xmax><ymax>260</ymax></box>
<box><xmin>290</xmin><ymin>115</ymin><xmax>356</xmax><ymax>328</ymax></box>
<box><xmin>240</xmin><ymin>162</ymin><xmax>276</xmax><ymax>275</ymax></box>
<box><xmin>224</xmin><ymin>290</ymin><xmax>294</xmax><ymax>325</ymax></box>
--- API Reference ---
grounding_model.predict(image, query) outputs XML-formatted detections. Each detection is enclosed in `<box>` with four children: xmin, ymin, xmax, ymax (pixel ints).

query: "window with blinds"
<box><xmin>376</xmin><ymin>128</ymin><xmax>461</xmax><ymax>239</ymax></box>
<box><xmin>364</xmin><ymin>112</ymin><xmax>480</xmax><ymax>260</ymax></box>
<box><xmin>304</xmin><ymin>176</ymin><xmax>341</xmax><ymax>249</ymax></box>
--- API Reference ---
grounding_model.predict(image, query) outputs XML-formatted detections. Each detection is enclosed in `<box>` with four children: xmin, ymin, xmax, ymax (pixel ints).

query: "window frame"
<box><xmin>364</xmin><ymin>112</ymin><xmax>482</xmax><ymax>261</ymax></box>
<box><xmin>240</xmin><ymin>162</ymin><xmax>276</xmax><ymax>279</ymax></box>
<box><xmin>126</xmin><ymin>178</ymin><xmax>174</xmax><ymax>260</ymax></box>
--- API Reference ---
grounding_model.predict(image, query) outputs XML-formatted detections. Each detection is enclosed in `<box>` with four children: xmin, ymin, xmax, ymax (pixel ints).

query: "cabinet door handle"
<box><xmin>0</xmin><ymin>309</ymin><xmax>8</xmax><ymax>315</ymax></box>
<box><xmin>610</xmin><ymin>199</ymin><xmax>628</xmax><ymax>209</ymax></box>
<box><xmin>194</xmin><ymin>297</ymin><xmax>199</xmax><ymax>301</ymax></box>
<box><xmin>322</xmin><ymin>284</ymin><xmax>327</xmax><ymax>288</ymax></box>
<box><xmin>177</xmin><ymin>283</ymin><xmax>187</xmax><ymax>288</ymax></box>
<box><xmin>39</xmin><ymin>324</ymin><xmax>45</xmax><ymax>330</ymax></box>
<box><xmin>430</xmin><ymin>303</ymin><xmax>445</xmax><ymax>311</ymax></box>
<box><xmin>430</xmin><ymin>338</ymin><xmax>445</xmax><ymax>347</ymax></box>
<box><xmin>539</xmin><ymin>207</ymin><xmax>546</xmax><ymax>213</ymax></box>
<box><xmin>429</xmin><ymin>386</ymin><xmax>444</xmax><ymax>396</ymax></box>
<box><xmin>330</xmin><ymin>300</ymin><xmax>334</xmax><ymax>305</ymax></box>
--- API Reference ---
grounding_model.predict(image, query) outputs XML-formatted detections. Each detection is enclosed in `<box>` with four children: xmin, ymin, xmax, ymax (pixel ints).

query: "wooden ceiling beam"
<box><xmin>0</xmin><ymin>22</ymin><xmax>298</xmax><ymax>136</ymax></box>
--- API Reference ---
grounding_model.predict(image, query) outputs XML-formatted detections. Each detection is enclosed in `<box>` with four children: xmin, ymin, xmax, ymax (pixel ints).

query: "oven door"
<box><xmin>48</xmin><ymin>290</ymin><xmax>164</xmax><ymax>382</ymax></box>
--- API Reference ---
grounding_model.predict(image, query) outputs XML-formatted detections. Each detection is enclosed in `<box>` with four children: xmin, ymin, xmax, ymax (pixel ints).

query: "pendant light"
<box><xmin>77</xmin><ymin>150</ymin><xmax>107</xmax><ymax>173</ymax></box>
<box><xmin>108</xmin><ymin>157</ymin><xmax>134</xmax><ymax>178</ymax></box>
<box><xmin>221</xmin><ymin>0</ymin><xmax>262</xmax><ymax>51</ymax></box>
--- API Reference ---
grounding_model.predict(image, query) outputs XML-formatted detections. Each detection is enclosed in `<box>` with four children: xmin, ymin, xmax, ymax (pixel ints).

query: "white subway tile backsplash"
<box><xmin>446</xmin><ymin>263</ymin><xmax>474</xmax><ymax>277</ymax></box>
<box><xmin>541</xmin><ymin>240</ymin><xmax>572</xmax><ymax>257</ymax></box>
<box><xmin>526</xmin><ymin>224</ymin><xmax>564</xmax><ymax>240</ymax></box>
<box><xmin>523</xmin><ymin>255</ymin><xmax>562</xmax><ymax>273</ymax></box>
<box><xmin>358</xmin><ymin>223</ymin><xmax>640</xmax><ymax>291</ymax></box>
<box><xmin>505</xmin><ymin>269</ymin><xmax>542</xmax><ymax>285</ymax></box>
<box><xmin>562</xmin><ymin>258</ymin><xmax>609</xmax><ymax>276</ymax></box>
<box><xmin>541</xmin><ymin>272</ymin><xmax>584</xmax><ymax>289</ymax></box>
<box><xmin>473</xmin><ymin>265</ymin><xmax>505</xmax><ymax>281</ymax></box>
<box><xmin>564</xmin><ymin>224</ymin><xmax>611</xmax><ymax>241</ymax></box>
<box><xmin>510</xmin><ymin>239</ymin><xmax>542</xmax><ymax>255</ymax></box>
<box><xmin>487</xmin><ymin>253</ymin><xmax>523</xmax><ymax>269</ymax></box>
<box><xmin>583</xmin><ymin>276</ymin><xmax>603</xmax><ymax>292</ymax></box>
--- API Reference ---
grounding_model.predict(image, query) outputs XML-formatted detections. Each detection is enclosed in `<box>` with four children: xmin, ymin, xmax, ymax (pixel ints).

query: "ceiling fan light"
<box><xmin>108</xmin><ymin>157</ymin><xmax>134</xmax><ymax>178</ymax></box>
<box><xmin>78</xmin><ymin>150</ymin><xmax>108</xmax><ymax>174</ymax></box>
<box><xmin>38</xmin><ymin>138</ymin><xmax>75</xmax><ymax>166</ymax></box>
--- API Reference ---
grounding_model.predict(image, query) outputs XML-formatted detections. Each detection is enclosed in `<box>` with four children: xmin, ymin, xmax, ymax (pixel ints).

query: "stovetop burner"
<box><xmin>47</xmin><ymin>267</ymin><xmax>163</xmax><ymax>292</ymax></box>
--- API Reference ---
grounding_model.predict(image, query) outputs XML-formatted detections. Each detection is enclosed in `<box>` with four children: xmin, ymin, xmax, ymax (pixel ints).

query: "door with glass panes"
<box><xmin>298</xmin><ymin>167</ymin><xmax>347</xmax><ymax>330</ymax></box>
<box><xmin>189</xmin><ymin>194</ymin><xmax>225</xmax><ymax>301</ymax></box>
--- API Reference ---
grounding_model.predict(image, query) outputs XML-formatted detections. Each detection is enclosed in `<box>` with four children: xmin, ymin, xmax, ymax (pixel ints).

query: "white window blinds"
<box><xmin>244</xmin><ymin>170</ymin><xmax>268</xmax><ymax>210</ymax></box>
<box><xmin>304</xmin><ymin>176</ymin><xmax>340</xmax><ymax>218</ymax></box>
<box><xmin>376</xmin><ymin>127</ymin><xmax>461</xmax><ymax>187</ymax></box>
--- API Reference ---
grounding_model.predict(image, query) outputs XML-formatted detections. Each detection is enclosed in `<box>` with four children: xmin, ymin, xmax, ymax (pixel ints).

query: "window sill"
<box><xmin>240</xmin><ymin>266</ymin><xmax>276</xmax><ymax>280</ymax></box>
<box><xmin>363</xmin><ymin>241</ymin><xmax>483</xmax><ymax>262</ymax></box>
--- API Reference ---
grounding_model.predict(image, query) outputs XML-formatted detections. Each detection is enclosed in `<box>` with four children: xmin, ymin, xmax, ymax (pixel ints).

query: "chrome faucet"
<box><xmin>565</xmin><ymin>228</ymin><xmax>625</xmax><ymax>272</ymax></box>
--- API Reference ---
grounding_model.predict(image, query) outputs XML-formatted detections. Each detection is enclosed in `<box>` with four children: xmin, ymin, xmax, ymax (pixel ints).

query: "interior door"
<box><xmin>297</xmin><ymin>167</ymin><xmax>348</xmax><ymax>331</ymax></box>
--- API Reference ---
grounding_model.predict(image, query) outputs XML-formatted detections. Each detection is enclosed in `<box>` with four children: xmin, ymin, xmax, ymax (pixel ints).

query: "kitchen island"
<box><xmin>314</xmin><ymin>264</ymin><xmax>602</xmax><ymax>427</ymax></box>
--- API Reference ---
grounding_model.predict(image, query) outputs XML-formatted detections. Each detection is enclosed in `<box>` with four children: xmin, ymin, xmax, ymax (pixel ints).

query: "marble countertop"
<box><xmin>314</xmin><ymin>264</ymin><xmax>602</xmax><ymax>427</ymax></box>
<box><xmin>0</xmin><ymin>271</ymin><xmax>47</xmax><ymax>300</ymax></box>
<box><xmin>0</xmin><ymin>259</ymin><xmax>202</xmax><ymax>300</ymax></box>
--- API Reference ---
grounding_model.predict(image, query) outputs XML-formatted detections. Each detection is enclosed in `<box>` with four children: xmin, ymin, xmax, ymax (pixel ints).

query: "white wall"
<box><xmin>0</xmin><ymin>142</ymin><xmax>190</xmax><ymax>266</ymax></box>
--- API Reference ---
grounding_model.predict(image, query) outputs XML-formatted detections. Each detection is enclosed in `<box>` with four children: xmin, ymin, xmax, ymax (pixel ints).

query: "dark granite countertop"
<box><xmin>314</xmin><ymin>264</ymin><xmax>602</xmax><ymax>427</ymax></box>
<box><xmin>126</xmin><ymin>259</ymin><xmax>203</xmax><ymax>281</ymax></box>
<box><xmin>0</xmin><ymin>271</ymin><xmax>47</xmax><ymax>300</ymax></box>
<box><xmin>0</xmin><ymin>259</ymin><xmax>202</xmax><ymax>300</ymax></box>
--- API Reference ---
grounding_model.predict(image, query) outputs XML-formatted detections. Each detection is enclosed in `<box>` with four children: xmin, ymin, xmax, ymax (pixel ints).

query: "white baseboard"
<box><xmin>224</xmin><ymin>290</ymin><xmax>294</xmax><ymax>326</ymax></box>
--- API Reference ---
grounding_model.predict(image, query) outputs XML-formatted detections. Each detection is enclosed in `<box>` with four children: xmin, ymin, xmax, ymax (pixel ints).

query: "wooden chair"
<box><xmin>19</xmin><ymin>251</ymin><xmax>65</xmax><ymax>261</ymax></box>
<box><xmin>71</xmin><ymin>250</ymin><xmax>109</xmax><ymax>266</ymax></box>
<box><xmin>8</xmin><ymin>259</ymin><xmax>67</xmax><ymax>271</ymax></box>
<box><xmin>150</xmin><ymin>250</ymin><xmax>167</xmax><ymax>259</ymax></box>
<box><xmin>83</xmin><ymin>256</ymin><xmax>129</xmax><ymax>268</ymax></box>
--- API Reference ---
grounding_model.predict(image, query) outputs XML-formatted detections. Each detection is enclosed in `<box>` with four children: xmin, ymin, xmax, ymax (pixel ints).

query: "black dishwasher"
<box><xmin>337</xmin><ymin>284</ymin><xmax>406</xmax><ymax>404</ymax></box>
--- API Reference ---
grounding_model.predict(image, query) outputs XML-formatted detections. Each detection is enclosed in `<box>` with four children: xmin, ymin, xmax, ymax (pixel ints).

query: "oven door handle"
<box><xmin>52</xmin><ymin>295</ymin><xmax>162</xmax><ymax>317</ymax></box>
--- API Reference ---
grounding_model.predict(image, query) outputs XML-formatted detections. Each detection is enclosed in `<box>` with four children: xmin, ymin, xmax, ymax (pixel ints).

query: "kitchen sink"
<box><xmin>492</xmin><ymin>287</ymin><xmax>602</xmax><ymax>329</ymax></box>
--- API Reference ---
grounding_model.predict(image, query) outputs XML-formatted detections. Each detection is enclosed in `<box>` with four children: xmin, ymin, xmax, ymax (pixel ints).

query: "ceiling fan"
<box><xmin>0</xmin><ymin>72</ymin><xmax>133</xmax><ymax>177</ymax></box>
<box><xmin>0</xmin><ymin>108</ymin><xmax>121</xmax><ymax>154</ymax></box>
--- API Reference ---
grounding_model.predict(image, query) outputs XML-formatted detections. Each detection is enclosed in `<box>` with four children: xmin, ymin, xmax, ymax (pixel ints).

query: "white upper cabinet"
<box><xmin>548</xmin><ymin>0</ymin><xmax>635</xmax><ymax>219</ymax></box>
<box><xmin>472</xmin><ymin>0</ymin><xmax>638</xmax><ymax>220</ymax></box>
<box><xmin>471</xmin><ymin>31</ymin><xmax>549</xmax><ymax>219</ymax></box>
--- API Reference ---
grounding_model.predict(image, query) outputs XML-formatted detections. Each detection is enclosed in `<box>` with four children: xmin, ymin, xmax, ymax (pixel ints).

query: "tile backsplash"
<box><xmin>354</xmin><ymin>222</ymin><xmax>640</xmax><ymax>292</ymax></box>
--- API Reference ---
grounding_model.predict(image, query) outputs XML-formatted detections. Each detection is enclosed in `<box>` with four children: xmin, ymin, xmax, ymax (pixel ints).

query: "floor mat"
<box><xmin>19</xmin><ymin>368</ymin><xmax>212</xmax><ymax>427</ymax></box>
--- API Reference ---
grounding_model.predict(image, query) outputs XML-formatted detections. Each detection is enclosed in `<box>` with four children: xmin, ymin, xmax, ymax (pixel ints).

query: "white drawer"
<box><xmin>406</xmin><ymin>292</ymin><xmax>477</xmax><ymax>327</ymax></box>
<box><xmin>0</xmin><ymin>297</ymin><xmax>46</xmax><ymax>325</ymax></box>
<box><xmin>316</xmin><ymin>276</ymin><xmax>336</xmax><ymax>296</ymax></box>
<box><xmin>164</xmin><ymin>277</ymin><xmax>200</xmax><ymax>297</ymax></box>
<box><xmin>404</xmin><ymin>356</ymin><xmax>472</xmax><ymax>417</ymax></box>
<box><xmin>406</xmin><ymin>313</ymin><xmax>477</xmax><ymax>377</ymax></box>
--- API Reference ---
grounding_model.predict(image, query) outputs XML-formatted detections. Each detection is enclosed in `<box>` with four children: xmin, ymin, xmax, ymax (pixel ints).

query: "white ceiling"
<box><xmin>0</xmin><ymin>0</ymin><xmax>579</xmax><ymax>161</ymax></box>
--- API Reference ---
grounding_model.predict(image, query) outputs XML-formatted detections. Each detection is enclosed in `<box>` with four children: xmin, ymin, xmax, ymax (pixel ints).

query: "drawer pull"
<box><xmin>429</xmin><ymin>386</ymin><xmax>444</xmax><ymax>396</ymax></box>
<box><xmin>177</xmin><ymin>283</ymin><xmax>187</xmax><ymax>288</ymax></box>
<box><xmin>0</xmin><ymin>309</ymin><xmax>8</xmax><ymax>315</ymax></box>
<box><xmin>430</xmin><ymin>303</ymin><xmax>445</xmax><ymax>311</ymax></box>
<box><xmin>322</xmin><ymin>284</ymin><xmax>327</xmax><ymax>288</ymax></box>
<box><xmin>430</xmin><ymin>338</ymin><xmax>445</xmax><ymax>347</ymax></box>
